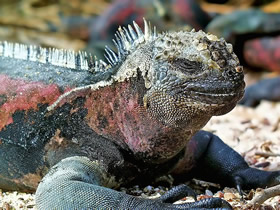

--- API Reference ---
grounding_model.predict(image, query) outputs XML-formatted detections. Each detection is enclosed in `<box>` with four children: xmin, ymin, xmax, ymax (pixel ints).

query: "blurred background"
<box><xmin>0</xmin><ymin>0</ymin><xmax>280</xmax><ymax>104</ymax></box>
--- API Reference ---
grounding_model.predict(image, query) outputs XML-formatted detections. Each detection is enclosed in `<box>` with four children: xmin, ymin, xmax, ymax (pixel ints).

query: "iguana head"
<box><xmin>144</xmin><ymin>30</ymin><xmax>245</xmax><ymax>129</ymax></box>
<box><xmin>102</xmin><ymin>19</ymin><xmax>245</xmax><ymax>130</ymax></box>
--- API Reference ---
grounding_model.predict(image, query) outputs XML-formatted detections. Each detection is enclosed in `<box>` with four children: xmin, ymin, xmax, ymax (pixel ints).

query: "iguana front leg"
<box><xmin>35</xmin><ymin>156</ymin><xmax>231</xmax><ymax>209</ymax></box>
<box><xmin>172</xmin><ymin>131</ymin><xmax>280</xmax><ymax>193</ymax></box>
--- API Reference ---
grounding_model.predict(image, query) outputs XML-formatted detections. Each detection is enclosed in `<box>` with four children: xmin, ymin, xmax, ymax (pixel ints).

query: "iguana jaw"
<box><xmin>143</xmin><ymin>70</ymin><xmax>244</xmax><ymax>130</ymax></box>
<box><xmin>175</xmin><ymin>68</ymin><xmax>245</xmax><ymax>116</ymax></box>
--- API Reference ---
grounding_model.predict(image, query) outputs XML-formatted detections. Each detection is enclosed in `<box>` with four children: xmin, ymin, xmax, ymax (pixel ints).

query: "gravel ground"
<box><xmin>1</xmin><ymin>101</ymin><xmax>280</xmax><ymax>209</ymax></box>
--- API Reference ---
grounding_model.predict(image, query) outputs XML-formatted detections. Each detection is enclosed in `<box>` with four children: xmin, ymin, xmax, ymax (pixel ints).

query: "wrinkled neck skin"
<box><xmin>84</xmin><ymin>76</ymin><xmax>210</xmax><ymax>163</ymax></box>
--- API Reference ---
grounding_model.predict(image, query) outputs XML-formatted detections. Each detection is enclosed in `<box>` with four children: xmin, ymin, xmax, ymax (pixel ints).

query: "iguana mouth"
<box><xmin>193</xmin><ymin>84</ymin><xmax>244</xmax><ymax>105</ymax></box>
<box><xmin>169</xmin><ymin>78</ymin><xmax>245</xmax><ymax>106</ymax></box>
<box><xmin>191</xmin><ymin>88</ymin><xmax>244</xmax><ymax>104</ymax></box>
<box><xmin>182</xmin><ymin>68</ymin><xmax>245</xmax><ymax>105</ymax></box>
<box><xmin>194</xmin><ymin>91</ymin><xmax>238</xmax><ymax>97</ymax></box>
<box><xmin>184</xmin><ymin>83</ymin><xmax>245</xmax><ymax>116</ymax></box>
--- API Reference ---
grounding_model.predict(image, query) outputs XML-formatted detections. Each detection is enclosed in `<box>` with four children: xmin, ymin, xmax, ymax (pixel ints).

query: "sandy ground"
<box><xmin>1</xmin><ymin>101</ymin><xmax>280</xmax><ymax>209</ymax></box>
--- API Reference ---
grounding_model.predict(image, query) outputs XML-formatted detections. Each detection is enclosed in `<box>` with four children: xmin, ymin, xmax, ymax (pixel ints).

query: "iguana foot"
<box><xmin>232</xmin><ymin>167</ymin><xmax>280</xmax><ymax>196</ymax></box>
<box><xmin>176</xmin><ymin>131</ymin><xmax>280</xmax><ymax>194</ymax></box>
<box><xmin>160</xmin><ymin>184</ymin><xmax>197</xmax><ymax>203</ymax></box>
<box><xmin>159</xmin><ymin>184</ymin><xmax>232</xmax><ymax>209</ymax></box>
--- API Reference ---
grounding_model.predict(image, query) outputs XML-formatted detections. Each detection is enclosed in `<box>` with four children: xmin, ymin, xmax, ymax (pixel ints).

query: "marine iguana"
<box><xmin>0</xmin><ymin>19</ymin><xmax>279</xmax><ymax>209</ymax></box>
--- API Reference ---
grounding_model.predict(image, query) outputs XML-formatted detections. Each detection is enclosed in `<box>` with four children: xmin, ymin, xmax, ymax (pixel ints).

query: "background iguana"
<box><xmin>0</xmin><ymin>19</ymin><xmax>279</xmax><ymax>209</ymax></box>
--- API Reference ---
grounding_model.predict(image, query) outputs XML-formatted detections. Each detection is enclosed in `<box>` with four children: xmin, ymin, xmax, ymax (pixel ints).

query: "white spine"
<box><xmin>79</xmin><ymin>51</ymin><xmax>89</xmax><ymax>70</ymax></box>
<box><xmin>13</xmin><ymin>43</ymin><xmax>28</xmax><ymax>60</ymax></box>
<box><xmin>0</xmin><ymin>19</ymin><xmax>158</xmax><ymax>76</ymax></box>
<box><xmin>4</xmin><ymin>42</ymin><xmax>14</xmax><ymax>58</ymax></box>
<box><xmin>29</xmin><ymin>45</ymin><xmax>39</xmax><ymax>62</ymax></box>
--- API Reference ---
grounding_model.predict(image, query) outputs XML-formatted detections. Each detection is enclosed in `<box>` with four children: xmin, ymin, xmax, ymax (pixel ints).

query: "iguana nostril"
<box><xmin>235</xmin><ymin>65</ymin><xmax>243</xmax><ymax>73</ymax></box>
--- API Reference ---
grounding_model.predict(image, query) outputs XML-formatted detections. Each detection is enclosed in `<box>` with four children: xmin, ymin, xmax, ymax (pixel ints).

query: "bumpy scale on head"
<box><xmin>153</xmin><ymin>30</ymin><xmax>239</xmax><ymax>71</ymax></box>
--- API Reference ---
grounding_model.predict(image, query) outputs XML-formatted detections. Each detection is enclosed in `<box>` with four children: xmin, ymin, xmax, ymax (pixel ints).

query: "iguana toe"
<box><xmin>159</xmin><ymin>184</ymin><xmax>197</xmax><ymax>203</ymax></box>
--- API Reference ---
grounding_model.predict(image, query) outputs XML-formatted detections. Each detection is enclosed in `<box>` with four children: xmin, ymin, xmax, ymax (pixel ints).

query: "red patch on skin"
<box><xmin>84</xmin><ymin>80</ymin><xmax>192</xmax><ymax>162</ymax></box>
<box><xmin>0</xmin><ymin>74</ymin><xmax>64</xmax><ymax>130</ymax></box>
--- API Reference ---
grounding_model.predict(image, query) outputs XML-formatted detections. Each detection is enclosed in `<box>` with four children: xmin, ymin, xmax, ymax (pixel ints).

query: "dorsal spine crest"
<box><xmin>0</xmin><ymin>18</ymin><xmax>157</xmax><ymax>78</ymax></box>
<box><xmin>0</xmin><ymin>41</ymin><xmax>92</xmax><ymax>71</ymax></box>
<box><xmin>0</xmin><ymin>19</ymin><xmax>158</xmax><ymax>112</ymax></box>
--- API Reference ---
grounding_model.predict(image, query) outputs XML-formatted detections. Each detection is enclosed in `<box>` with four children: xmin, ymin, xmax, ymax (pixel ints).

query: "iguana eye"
<box><xmin>171</xmin><ymin>58</ymin><xmax>201</xmax><ymax>74</ymax></box>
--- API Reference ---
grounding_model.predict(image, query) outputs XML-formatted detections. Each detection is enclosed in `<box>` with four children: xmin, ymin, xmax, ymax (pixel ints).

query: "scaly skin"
<box><xmin>0</xmin><ymin>20</ymin><xmax>279</xmax><ymax>209</ymax></box>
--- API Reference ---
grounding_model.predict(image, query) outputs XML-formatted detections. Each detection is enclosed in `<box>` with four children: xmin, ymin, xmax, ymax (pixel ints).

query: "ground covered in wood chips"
<box><xmin>1</xmin><ymin>101</ymin><xmax>280</xmax><ymax>209</ymax></box>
